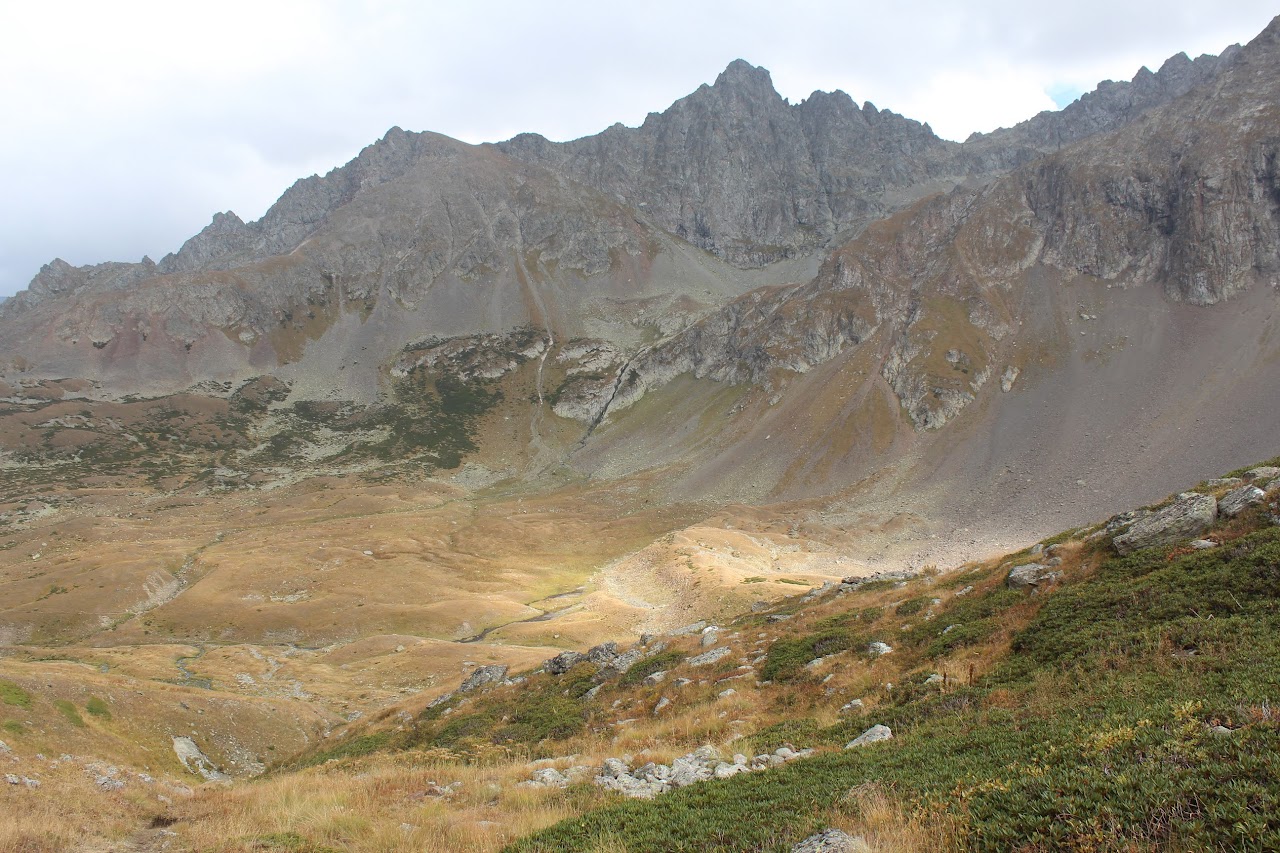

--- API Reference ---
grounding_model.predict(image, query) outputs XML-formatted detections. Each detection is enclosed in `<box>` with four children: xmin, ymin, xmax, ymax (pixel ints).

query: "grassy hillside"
<box><xmin>506</xmin><ymin>469</ymin><xmax>1280</xmax><ymax>851</ymax></box>
<box><xmin>6</xmin><ymin>462</ymin><xmax>1278</xmax><ymax>852</ymax></box>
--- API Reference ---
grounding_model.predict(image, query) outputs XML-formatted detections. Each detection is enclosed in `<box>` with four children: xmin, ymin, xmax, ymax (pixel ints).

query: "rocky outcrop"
<box><xmin>1220</xmin><ymin>484</ymin><xmax>1266</xmax><ymax>517</ymax></box>
<box><xmin>459</xmin><ymin>664</ymin><xmax>509</xmax><ymax>693</ymax></box>
<box><xmin>0</xmin><ymin>24</ymin><xmax>1267</xmax><ymax>447</ymax></box>
<box><xmin>591</xmin><ymin>744</ymin><xmax>813</xmax><ymax>799</ymax></box>
<box><xmin>171</xmin><ymin>736</ymin><xmax>229</xmax><ymax>782</ymax></box>
<box><xmin>1007</xmin><ymin>563</ymin><xmax>1063</xmax><ymax>590</ymax></box>
<box><xmin>845</xmin><ymin>724</ymin><xmax>893</xmax><ymax>748</ymax></box>
<box><xmin>791</xmin><ymin>829</ymin><xmax>871</xmax><ymax>853</ymax></box>
<box><xmin>1113</xmin><ymin>493</ymin><xmax>1218</xmax><ymax>554</ymax></box>
<box><xmin>543</xmin><ymin>651</ymin><xmax>587</xmax><ymax>675</ymax></box>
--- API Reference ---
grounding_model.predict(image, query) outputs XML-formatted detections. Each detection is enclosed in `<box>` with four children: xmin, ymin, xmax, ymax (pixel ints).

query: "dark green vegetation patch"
<box><xmin>509</xmin><ymin>507</ymin><xmax>1280</xmax><ymax>851</ymax></box>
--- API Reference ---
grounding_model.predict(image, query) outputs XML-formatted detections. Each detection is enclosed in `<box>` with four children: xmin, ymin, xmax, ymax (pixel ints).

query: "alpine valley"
<box><xmin>3</xmin><ymin>17</ymin><xmax>1280</xmax><ymax>853</ymax></box>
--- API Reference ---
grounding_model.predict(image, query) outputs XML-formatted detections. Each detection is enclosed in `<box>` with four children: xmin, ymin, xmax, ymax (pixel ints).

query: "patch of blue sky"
<box><xmin>1046</xmin><ymin>83</ymin><xmax>1087</xmax><ymax>108</ymax></box>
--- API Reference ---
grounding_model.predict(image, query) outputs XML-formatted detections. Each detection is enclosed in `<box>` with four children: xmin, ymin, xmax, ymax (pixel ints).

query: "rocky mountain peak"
<box><xmin>709</xmin><ymin>58</ymin><xmax>780</xmax><ymax>99</ymax></box>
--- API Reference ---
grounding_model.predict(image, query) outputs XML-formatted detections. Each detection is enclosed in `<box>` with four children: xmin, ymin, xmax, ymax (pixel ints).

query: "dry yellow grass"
<box><xmin>0</xmin><ymin>457</ymin><xmax>1041</xmax><ymax>852</ymax></box>
<box><xmin>169</xmin><ymin>752</ymin><xmax>595</xmax><ymax>852</ymax></box>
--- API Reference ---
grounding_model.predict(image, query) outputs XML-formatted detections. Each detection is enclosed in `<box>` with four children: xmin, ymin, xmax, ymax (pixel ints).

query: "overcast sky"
<box><xmin>1</xmin><ymin>1</ymin><xmax>1274</xmax><ymax>297</ymax></box>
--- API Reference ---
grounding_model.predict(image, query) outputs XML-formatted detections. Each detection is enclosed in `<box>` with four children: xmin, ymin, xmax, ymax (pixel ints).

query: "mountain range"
<box><xmin>1</xmin><ymin>17</ymin><xmax>1279</xmax><ymax>852</ymax></box>
<box><xmin>2</xmin><ymin>21</ymin><xmax>1277</xmax><ymax>565</ymax></box>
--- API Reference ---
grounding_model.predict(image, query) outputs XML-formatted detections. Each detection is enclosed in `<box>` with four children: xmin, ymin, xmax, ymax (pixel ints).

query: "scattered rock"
<box><xmin>459</xmin><ymin>665</ymin><xmax>509</xmax><ymax>693</ymax></box>
<box><xmin>867</xmin><ymin>642</ymin><xmax>893</xmax><ymax>656</ymax></box>
<box><xmin>1089</xmin><ymin>508</ymin><xmax>1153</xmax><ymax>541</ymax></box>
<box><xmin>1007</xmin><ymin>562</ymin><xmax>1063</xmax><ymax>590</ymax></box>
<box><xmin>1246</xmin><ymin>467</ymin><xmax>1280</xmax><ymax>482</ymax></box>
<box><xmin>1206</xmin><ymin>477</ymin><xmax>1244</xmax><ymax>488</ymax></box>
<box><xmin>1189</xmin><ymin>539</ymin><xmax>1218</xmax><ymax>550</ymax></box>
<box><xmin>954</xmin><ymin>585</ymin><xmax>974</xmax><ymax>596</ymax></box>
<box><xmin>1113</xmin><ymin>493</ymin><xmax>1217</xmax><ymax>555</ymax></box>
<box><xmin>1211</xmin><ymin>725</ymin><xmax>1234</xmax><ymax>736</ymax></box>
<box><xmin>594</xmin><ymin>743</ymin><xmax>805</xmax><ymax>799</ymax></box>
<box><xmin>670</xmin><ymin>621</ymin><xmax>708</xmax><ymax>637</ymax></box>
<box><xmin>587</xmin><ymin>642</ymin><xmax>619</xmax><ymax>665</ymax></box>
<box><xmin>4</xmin><ymin>774</ymin><xmax>18</xmax><ymax>785</ymax></box>
<box><xmin>924</xmin><ymin>673</ymin><xmax>944</xmax><ymax>685</ymax></box>
<box><xmin>845</xmin><ymin>724</ymin><xmax>893</xmax><ymax>748</ymax></box>
<box><xmin>700</xmin><ymin>630</ymin><xmax>720</xmax><ymax>648</ymax></box>
<box><xmin>600</xmin><ymin>757</ymin><xmax>630</xmax><ymax>779</ymax></box>
<box><xmin>840</xmin><ymin>569</ymin><xmax>916</xmax><ymax>591</ymax></box>
<box><xmin>718</xmin><ymin>688</ymin><xmax>737</xmax><ymax>698</ymax></box>
<box><xmin>688</xmin><ymin>646</ymin><xmax>732</xmax><ymax>667</ymax></box>
<box><xmin>653</xmin><ymin>697</ymin><xmax>672</xmax><ymax>715</ymax></box>
<box><xmin>668</xmin><ymin>754</ymin><xmax>713</xmax><ymax>786</ymax></box>
<box><xmin>839</xmin><ymin>699</ymin><xmax>864</xmax><ymax>714</ymax></box>
<box><xmin>95</xmin><ymin>775</ymin><xmax>126</xmax><ymax>791</ymax></box>
<box><xmin>642</xmin><ymin>670</ymin><xmax>667</xmax><ymax>686</ymax></box>
<box><xmin>801</xmin><ymin>582</ymin><xmax>835</xmax><ymax>603</ymax></box>
<box><xmin>594</xmin><ymin>647</ymin><xmax>645</xmax><ymax>682</ymax></box>
<box><xmin>791</xmin><ymin>828</ymin><xmax>871</xmax><ymax>853</ymax></box>
<box><xmin>522</xmin><ymin>767</ymin><xmax>570</xmax><ymax>788</ymax></box>
<box><xmin>544</xmin><ymin>651</ymin><xmax>587</xmax><ymax>675</ymax></box>
<box><xmin>1220</xmin><ymin>484</ymin><xmax>1265</xmax><ymax>517</ymax></box>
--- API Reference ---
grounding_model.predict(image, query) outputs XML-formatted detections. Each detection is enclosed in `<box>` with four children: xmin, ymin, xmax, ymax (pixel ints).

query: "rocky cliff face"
<box><xmin>498</xmin><ymin>60</ymin><xmax>964</xmax><ymax>266</ymax></box>
<box><xmin>576</xmin><ymin>18</ymin><xmax>1280</xmax><ymax>434</ymax></box>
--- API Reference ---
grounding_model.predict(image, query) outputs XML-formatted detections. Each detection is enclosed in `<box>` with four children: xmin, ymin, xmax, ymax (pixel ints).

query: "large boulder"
<box><xmin>1220</xmin><ymin>484</ymin><xmax>1266</xmax><ymax>517</ymax></box>
<box><xmin>791</xmin><ymin>829</ymin><xmax>871</xmax><ymax>853</ymax></box>
<box><xmin>1113</xmin><ymin>493</ymin><xmax>1217</xmax><ymax>555</ymax></box>
<box><xmin>845</xmin><ymin>724</ymin><xmax>893</xmax><ymax>748</ymax></box>
<box><xmin>459</xmin><ymin>664</ymin><xmax>508</xmax><ymax>693</ymax></box>
<box><xmin>1006</xmin><ymin>562</ymin><xmax>1063</xmax><ymax>590</ymax></box>
<box><xmin>586</xmin><ymin>642</ymin><xmax>619</xmax><ymax>665</ymax></box>
<box><xmin>544</xmin><ymin>651</ymin><xmax>587</xmax><ymax>675</ymax></box>
<box><xmin>688</xmin><ymin>646</ymin><xmax>732</xmax><ymax>667</ymax></box>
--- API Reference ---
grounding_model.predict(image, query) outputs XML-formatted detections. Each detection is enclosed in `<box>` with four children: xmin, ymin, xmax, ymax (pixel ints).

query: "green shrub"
<box><xmin>761</xmin><ymin>627</ymin><xmax>863</xmax><ymax>682</ymax></box>
<box><xmin>297</xmin><ymin>731</ymin><xmax>390</xmax><ymax>767</ymax></box>
<box><xmin>0</xmin><ymin>681</ymin><xmax>31</xmax><ymax>708</ymax></box>
<box><xmin>54</xmin><ymin>699</ymin><xmax>85</xmax><ymax>727</ymax></box>
<box><xmin>619</xmin><ymin>650</ymin><xmax>685</xmax><ymax>686</ymax></box>
<box><xmin>894</xmin><ymin>596</ymin><xmax>931</xmax><ymax>617</ymax></box>
<box><xmin>85</xmin><ymin>696</ymin><xmax>112</xmax><ymax>720</ymax></box>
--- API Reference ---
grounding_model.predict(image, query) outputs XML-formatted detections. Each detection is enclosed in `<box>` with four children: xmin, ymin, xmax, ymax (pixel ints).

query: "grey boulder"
<box><xmin>791</xmin><ymin>829</ymin><xmax>870</xmax><ymax>853</ymax></box>
<box><xmin>1113</xmin><ymin>493</ymin><xmax>1217</xmax><ymax>554</ymax></box>
<box><xmin>1220</xmin><ymin>484</ymin><xmax>1266</xmax><ymax>517</ymax></box>
<box><xmin>845</xmin><ymin>724</ymin><xmax>893</xmax><ymax>748</ymax></box>
<box><xmin>1007</xmin><ymin>562</ymin><xmax>1062</xmax><ymax>590</ymax></box>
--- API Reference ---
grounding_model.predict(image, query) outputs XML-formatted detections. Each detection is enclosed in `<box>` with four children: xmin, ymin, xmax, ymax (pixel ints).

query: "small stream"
<box><xmin>459</xmin><ymin>586</ymin><xmax>585</xmax><ymax>643</ymax></box>
<box><xmin>174</xmin><ymin>645</ymin><xmax>212</xmax><ymax>689</ymax></box>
